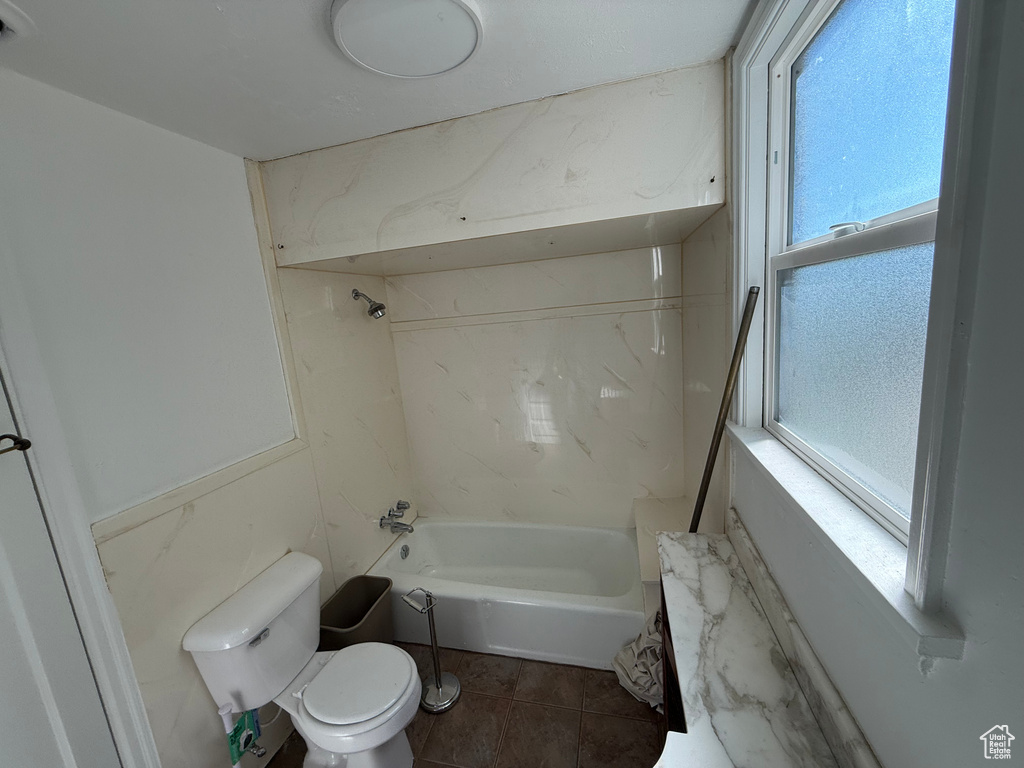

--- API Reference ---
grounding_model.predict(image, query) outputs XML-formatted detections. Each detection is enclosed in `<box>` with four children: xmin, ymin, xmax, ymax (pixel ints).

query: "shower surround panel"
<box><xmin>387</xmin><ymin>247</ymin><xmax>684</xmax><ymax>528</ymax></box>
<box><xmin>276</xmin><ymin>269</ymin><xmax>417</xmax><ymax>580</ymax></box>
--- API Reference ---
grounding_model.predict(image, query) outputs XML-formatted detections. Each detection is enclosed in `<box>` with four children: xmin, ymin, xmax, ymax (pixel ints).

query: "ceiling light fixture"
<box><xmin>330</xmin><ymin>0</ymin><xmax>482</xmax><ymax>79</ymax></box>
<box><xmin>0</xmin><ymin>0</ymin><xmax>37</xmax><ymax>41</ymax></box>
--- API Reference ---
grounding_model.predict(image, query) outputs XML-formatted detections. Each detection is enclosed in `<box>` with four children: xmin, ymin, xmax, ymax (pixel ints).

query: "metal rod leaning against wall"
<box><xmin>689</xmin><ymin>286</ymin><xmax>760</xmax><ymax>533</ymax></box>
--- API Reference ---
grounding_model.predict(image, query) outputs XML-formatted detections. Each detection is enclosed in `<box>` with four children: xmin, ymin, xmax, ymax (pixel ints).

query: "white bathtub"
<box><xmin>367</xmin><ymin>519</ymin><xmax>644</xmax><ymax>669</ymax></box>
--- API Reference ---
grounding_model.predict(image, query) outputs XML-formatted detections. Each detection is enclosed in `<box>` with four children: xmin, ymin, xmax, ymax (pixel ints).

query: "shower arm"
<box><xmin>351</xmin><ymin>289</ymin><xmax>386</xmax><ymax>319</ymax></box>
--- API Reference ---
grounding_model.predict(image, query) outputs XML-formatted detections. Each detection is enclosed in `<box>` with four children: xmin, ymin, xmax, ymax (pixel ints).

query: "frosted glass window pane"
<box><xmin>776</xmin><ymin>243</ymin><xmax>933</xmax><ymax>517</ymax></box>
<box><xmin>790</xmin><ymin>0</ymin><xmax>955</xmax><ymax>243</ymax></box>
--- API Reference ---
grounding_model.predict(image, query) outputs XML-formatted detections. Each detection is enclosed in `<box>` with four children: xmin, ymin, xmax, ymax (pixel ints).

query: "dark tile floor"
<box><xmin>267</xmin><ymin>643</ymin><xmax>663</xmax><ymax>768</ymax></box>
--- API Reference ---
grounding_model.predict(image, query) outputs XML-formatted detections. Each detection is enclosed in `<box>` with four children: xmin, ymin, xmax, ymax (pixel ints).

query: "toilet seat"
<box><xmin>303</xmin><ymin>644</ymin><xmax>415</xmax><ymax>725</ymax></box>
<box><xmin>275</xmin><ymin>644</ymin><xmax>422</xmax><ymax>759</ymax></box>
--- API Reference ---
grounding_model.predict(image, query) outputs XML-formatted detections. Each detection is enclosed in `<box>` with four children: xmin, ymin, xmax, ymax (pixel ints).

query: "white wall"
<box><xmin>0</xmin><ymin>69</ymin><xmax>293</xmax><ymax>523</ymax></box>
<box><xmin>385</xmin><ymin>247</ymin><xmax>685</xmax><ymax>527</ymax></box>
<box><xmin>729</xmin><ymin>3</ymin><xmax>1024</xmax><ymax>765</ymax></box>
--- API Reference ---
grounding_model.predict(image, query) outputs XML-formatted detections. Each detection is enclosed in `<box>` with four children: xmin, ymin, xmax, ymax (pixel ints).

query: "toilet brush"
<box><xmin>402</xmin><ymin>588</ymin><xmax>461</xmax><ymax>713</ymax></box>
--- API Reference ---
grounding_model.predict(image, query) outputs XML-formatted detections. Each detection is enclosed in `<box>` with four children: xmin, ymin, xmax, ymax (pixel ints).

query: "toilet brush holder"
<box><xmin>402</xmin><ymin>588</ymin><xmax>460</xmax><ymax>713</ymax></box>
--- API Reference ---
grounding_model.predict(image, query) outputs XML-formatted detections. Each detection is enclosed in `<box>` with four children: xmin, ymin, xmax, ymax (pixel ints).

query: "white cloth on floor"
<box><xmin>612</xmin><ymin>610</ymin><xmax>663</xmax><ymax>712</ymax></box>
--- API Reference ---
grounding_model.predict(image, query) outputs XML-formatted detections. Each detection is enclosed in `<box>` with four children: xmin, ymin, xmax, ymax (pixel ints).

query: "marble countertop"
<box><xmin>658</xmin><ymin>532</ymin><xmax>837</xmax><ymax>767</ymax></box>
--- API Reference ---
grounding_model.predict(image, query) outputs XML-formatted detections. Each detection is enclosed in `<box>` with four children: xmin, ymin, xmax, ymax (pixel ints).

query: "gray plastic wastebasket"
<box><xmin>319</xmin><ymin>575</ymin><xmax>394</xmax><ymax>650</ymax></box>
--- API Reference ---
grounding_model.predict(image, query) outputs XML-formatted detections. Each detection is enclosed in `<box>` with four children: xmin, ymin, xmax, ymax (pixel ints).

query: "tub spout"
<box><xmin>380</xmin><ymin>503</ymin><xmax>413</xmax><ymax>533</ymax></box>
<box><xmin>380</xmin><ymin>517</ymin><xmax>413</xmax><ymax>534</ymax></box>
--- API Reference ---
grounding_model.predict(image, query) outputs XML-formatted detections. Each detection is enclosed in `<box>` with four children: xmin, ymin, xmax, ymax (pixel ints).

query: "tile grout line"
<box><xmin>489</xmin><ymin>659</ymin><xmax>524</xmax><ymax>768</ymax></box>
<box><xmin>412</xmin><ymin>645</ymin><xmax>460</xmax><ymax>767</ymax></box>
<box><xmin>577</xmin><ymin>669</ymin><xmax>591</xmax><ymax>768</ymax></box>
<box><xmin>439</xmin><ymin>652</ymin><xmax>652</xmax><ymax>718</ymax></box>
<box><xmin>477</xmin><ymin>690</ymin><xmax>654</xmax><ymax>721</ymax></box>
<box><xmin>418</xmin><ymin>707</ymin><xmax>437</xmax><ymax>764</ymax></box>
<box><xmin>576</xmin><ymin>707</ymin><xmax>585</xmax><ymax>768</ymax></box>
<box><xmin>425</xmin><ymin>759</ymin><xmax>461</xmax><ymax>768</ymax></box>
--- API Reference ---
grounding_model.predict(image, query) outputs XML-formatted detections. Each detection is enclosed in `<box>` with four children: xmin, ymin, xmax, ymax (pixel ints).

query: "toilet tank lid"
<box><xmin>183</xmin><ymin>552</ymin><xmax>322</xmax><ymax>652</ymax></box>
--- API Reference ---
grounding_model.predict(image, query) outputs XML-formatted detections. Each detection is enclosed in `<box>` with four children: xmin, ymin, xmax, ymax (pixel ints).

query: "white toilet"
<box><xmin>183</xmin><ymin>552</ymin><xmax>421</xmax><ymax>768</ymax></box>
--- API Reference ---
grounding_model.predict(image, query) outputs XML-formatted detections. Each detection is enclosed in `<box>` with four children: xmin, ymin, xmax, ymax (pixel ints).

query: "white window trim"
<box><xmin>762</xmin><ymin>3</ymin><xmax>946</xmax><ymax>540</ymax></box>
<box><xmin>732</xmin><ymin>0</ymin><xmax>983</xmax><ymax>618</ymax></box>
<box><xmin>766</xmin><ymin>211</ymin><xmax>936</xmax><ymax>542</ymax></box>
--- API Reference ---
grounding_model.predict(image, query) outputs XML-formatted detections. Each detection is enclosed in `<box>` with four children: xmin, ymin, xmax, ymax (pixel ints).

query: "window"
<box><xmin>764</xmin><ymin>0</ymin><xmax>956</xmax><ymax>539</ymax></box>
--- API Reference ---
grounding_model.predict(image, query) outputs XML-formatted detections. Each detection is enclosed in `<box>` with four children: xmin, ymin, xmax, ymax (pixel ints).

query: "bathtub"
<box><xmin>367</xmin><ymin>519</ymin><xmax>644</xmax><ymax>670</ymax></box>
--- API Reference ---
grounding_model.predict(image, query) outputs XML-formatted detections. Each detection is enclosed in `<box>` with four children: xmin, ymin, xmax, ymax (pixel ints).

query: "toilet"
<box><xmin>183</xmin><ymin>552</ymin><xmax>421</xmax><ymax>768</ymax></box>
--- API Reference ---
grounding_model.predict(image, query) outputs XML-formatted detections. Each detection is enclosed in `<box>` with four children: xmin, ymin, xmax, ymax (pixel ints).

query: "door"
<box><xmin>0</xmin><ymin>368</ymin><xmax>122</xmax><ymax>767</ymax></box>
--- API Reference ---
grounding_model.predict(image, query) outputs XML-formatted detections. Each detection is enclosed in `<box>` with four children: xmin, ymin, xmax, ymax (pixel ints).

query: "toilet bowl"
<box><xmin>182</xmin><ymin>553</ymin><xmax>421</xmax><ymax>768</ymax></box>
<box><xmin>275</xmin><ymin>644</ymin><xmax>421</xmax><ymax>768</ymax></box>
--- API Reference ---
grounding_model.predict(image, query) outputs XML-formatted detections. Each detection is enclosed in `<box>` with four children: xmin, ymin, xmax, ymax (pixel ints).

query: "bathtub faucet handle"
<box><xmin>396</xmin><ymin>500</ymin><xmax>410</xmax><ymax>511</ymax></box>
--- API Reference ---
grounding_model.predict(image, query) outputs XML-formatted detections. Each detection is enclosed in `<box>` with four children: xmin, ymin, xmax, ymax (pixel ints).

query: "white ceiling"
<box><xmin>0</xmin><ymin>0</ymin><xmax>753</xmax><ymax>160</ymax></box>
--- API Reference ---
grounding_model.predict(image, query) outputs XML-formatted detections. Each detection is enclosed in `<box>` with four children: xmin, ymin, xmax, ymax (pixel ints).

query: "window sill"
<box><xmin>727</xmin><ymin>423</ymin><xmax>964</xmax><ymax>661</ymax></box>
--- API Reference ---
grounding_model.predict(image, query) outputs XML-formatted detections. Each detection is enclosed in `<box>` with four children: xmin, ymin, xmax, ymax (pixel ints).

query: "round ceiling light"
<box><xmin>0</xmin><ymin>0</ymin><xmax>37</xmax><ymax>40</ymax></box>
<box><xmin>330</xmin><ymin>0</ymin><xmax>482</xmax><ymax>79</ymax></box>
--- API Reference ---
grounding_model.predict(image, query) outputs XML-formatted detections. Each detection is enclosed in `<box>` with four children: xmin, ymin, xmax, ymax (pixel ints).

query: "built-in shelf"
<box><xmin>634</xmin><ymin>496</ymin><xmax>692</xmax><ymax>620</ymax></box>
<box><xmin>282</xmin><ymin>204</ymin><xmax>722</xmax><ymax>276</ymax></box>
<box><xmin>260</xmin><ymin>64</ymin><xmax>726</xmax><ymax>277</ymax></box>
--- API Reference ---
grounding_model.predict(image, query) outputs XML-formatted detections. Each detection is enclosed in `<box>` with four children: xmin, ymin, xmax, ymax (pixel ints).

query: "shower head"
<box><xmin>352</xmin><ymin>289</ymin><xmax>386</xmax><ymax>319</ymax></box>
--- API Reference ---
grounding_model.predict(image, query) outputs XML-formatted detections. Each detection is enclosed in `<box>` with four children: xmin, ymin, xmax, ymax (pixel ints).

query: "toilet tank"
<box><xmin>183</xmin><ymin>552</ymin><xmax>323</xmax><ymax>712</ymax></box>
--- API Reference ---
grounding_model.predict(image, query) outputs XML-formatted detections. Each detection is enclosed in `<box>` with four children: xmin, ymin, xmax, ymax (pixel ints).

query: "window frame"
<box><xmin>761</xmin><ymin>0</ymin><xmax>949</xmax><ymax>541</ymax></box>
<box><xmin>766</xmin><ymin>235</ymin><xmax>935</xmax><ymax>542</ymax></box>
<box><xmin>732</xmin><ymin>0</ymin><xmax>978</xmax><ymax>610</ymax></box>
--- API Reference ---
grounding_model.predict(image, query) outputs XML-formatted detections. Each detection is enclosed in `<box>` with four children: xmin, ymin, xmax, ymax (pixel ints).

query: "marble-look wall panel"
<box><xmin>384</xmin><ymin>246</ymin><xmax>681</xmax><ymax>322</ymax></box>
<box><xmin>681</xmin><ymin>206</ymin><xmax>730</xmax><ymax>298</ymax></box>
<box><xmin>95</xmin><ymin>448</ymin><xmax>331</xmax><ymax>768</ymax></box>
<box><xmin>262</xmin><ymin>63</ymin><xmax>724</xmax><ymax>267</ymax></box>
<box><xmin>277</xmin><ymin>269</ymin><xmax>416</xmax><ymax>580</ymax></box>
<box><xmin>681</xmin><ymin>207</ymin><xmax>731</xmax><ymax>532</ymax></box>
<box><xmin>391</xmin><ymin>250</ymin><xmax>683</xmax><ymax>527</ymax></box>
